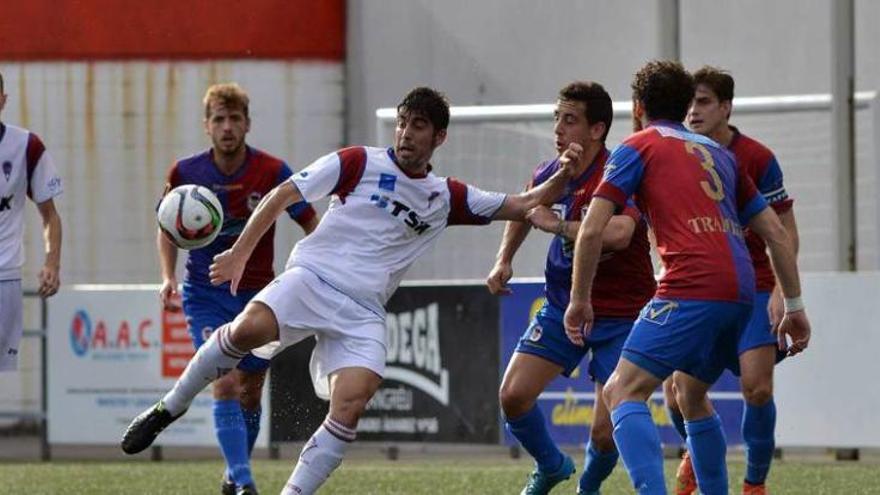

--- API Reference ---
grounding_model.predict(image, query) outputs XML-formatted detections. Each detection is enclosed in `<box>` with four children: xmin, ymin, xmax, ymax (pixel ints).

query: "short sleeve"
<box><xmin>292</xmin><ymin>147</ymin><xmax>367</xmax><ymax>203</ymax></box>
<box><xmin>757</xmin><ymin>154</ymin><xmax>793</xmax><ymax>213</ymax></box>
<box><xmin>620</xmin><ymin>198</ymin><xmax>641</xmax><ymax>222</ymax></box>
<box><xmin>446</xmin><ymin>178</ymin><xmax>506</xmax><ymax>226</ymax></box>
<box><xmin>26</xmin><ymin>133</ymin><xmax>62</xmax><ymax>203</ymax></box>
<box><xmin>277</xmin><ymin>162</ymin><xmax>317</xmax><ymax>223</ymax></box>
<box><xmin>593</xmin><ymin>143</ymin><xmax>644</xmax><ymax>210</ymax></box>
<box><xmin>736</xmin><ymin>169</ymin><xmax>769</xmax><ymax>225</ymax></box>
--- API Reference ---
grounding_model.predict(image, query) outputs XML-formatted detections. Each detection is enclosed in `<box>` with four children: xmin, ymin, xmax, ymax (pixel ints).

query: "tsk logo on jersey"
<box><xmin>383</xmin><ymin>303</ymin><xmax>450</xmax><ymax>406</ymax></box>
<box><xmin>370</xmin><ymin>194</ymin><xmax>431</xmax><ymax>234</ymax></box>
<box><xmin>0</xmin><ymin>194</ymin><xmax>13</xmax><ymax>212</ymax></box>
<box><xmin>378</xmin><ymin>173</ymin><xmax>397</xmax><ymax>191</ymax></box>
<box><xmin>2</xmin><ymin>161</ymin><xmax>10</xmax><ymax>181</ymax></box>
<box><xmin>69</xmin><ymin>309</ymin><xmax>156</xmax><ymax>359</ymax></box>
<box><xmin>247</xmin><ymin>192</ymin><xmax>262</xmax><ymax>211</ymax></box>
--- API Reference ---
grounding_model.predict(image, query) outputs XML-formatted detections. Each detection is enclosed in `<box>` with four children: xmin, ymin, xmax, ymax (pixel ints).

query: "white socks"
<box><xmin>162</xmin><ymin>325</ymin><xmax>245</xmax><ymax>415</ymax></box>
<box><xmin>282</xmin><ymin>416</ymin><xmax>356</xmax><ymax>495</ymax></box>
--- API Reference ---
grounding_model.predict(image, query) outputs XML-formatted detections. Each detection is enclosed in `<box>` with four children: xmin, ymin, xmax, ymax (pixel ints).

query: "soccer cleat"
<box><xmin>743</xmin><ymin>481</ymin><xmax>767</xmax><ymax>495</ymax></box>
<box><xmin>120</xmin><ymin>401</ymin><xmax>186</xmax><ymax>454</ymax></box>
<box><xmin>235</xmin><ymin>484</ymin><xmax>259</xmax><ymax>495</ymax></box>
<box><xmin>520</xmin><ymin>455</ymin><xmax>575</xmax><ymax>495</ymax></box>
<box><xmin>675</xmin><ymin>451</ymin><xmax>697</xmax><ymax>495</ymax></box>
<box><xmin>221</xmin><ymin>474</ymin><xmax>236</xmax><ymax>495</ymax></box>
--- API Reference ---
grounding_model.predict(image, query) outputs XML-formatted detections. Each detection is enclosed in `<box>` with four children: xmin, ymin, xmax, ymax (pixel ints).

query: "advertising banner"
<box><xmin>500</xmin><ymin>281</ymin><xmax>744</xmax><ymax>447</ymax></box>
<box><xmin>48</xmin><ymin>287</ymin><xmax>269</xmax><ymax>447</ymax></box>
<box><xmin>271</xmin><ymin>284</ymin><xmax>501</xmax><ymax>443</ymax></box>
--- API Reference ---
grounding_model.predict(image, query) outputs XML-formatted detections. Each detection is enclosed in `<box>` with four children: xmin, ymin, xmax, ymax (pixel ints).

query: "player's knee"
<box><xmin>212</xmin><ymin>372</ymin><xmax>240</xmax><ymax>401</ymax></box>
<box><xmin>239</xmin><ymin>374</ymin><xmax>265</xmax><ymax>410</ymax></box>
<box><xmin>330</xmin><ymin>395</ymin><xmax>371</xmax><ymax>427</ymax></box>
<box><xmin>499</xmin><ymin>383</ymin><xmax>532</xmax><ymax>418</ymax></box>
<box><xmin>741</xmin><ymin>380</ymin><xmax>773</xmax><ymax>406</ymax></box>
<box><xmin>601</xmin><ymin>379</ymin><xmax>620</xmax><ymax>410</ymax></box>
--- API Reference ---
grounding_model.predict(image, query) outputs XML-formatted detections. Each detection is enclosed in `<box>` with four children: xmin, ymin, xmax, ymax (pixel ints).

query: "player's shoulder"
<box><xmin>1</xmin><ymin>123</ymin><xmax>34</xmax><ymax>147</ymax></box>
<box><xmin>174</xmin><ymin>149</ymin><xmax>212</xmax><ymax>170</ymax></box>
<box><xmin>730</xmin><ymin>127</ymin><xmax>774</xmax><ymax>162</ymax></box>
<box><xmin>532</xmin><ymin>157</ymin><xmax>560</xmax><ymax>182</ymax></box>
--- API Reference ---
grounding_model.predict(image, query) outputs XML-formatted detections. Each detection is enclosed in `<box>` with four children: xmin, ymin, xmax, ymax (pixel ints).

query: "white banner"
<box><xmin>48</xmin><ymin>286</ymin><xmax>269</xmax><ymax>447</ymax></box>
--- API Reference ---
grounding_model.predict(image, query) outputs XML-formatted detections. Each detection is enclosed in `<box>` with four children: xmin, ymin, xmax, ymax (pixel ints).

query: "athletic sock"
<box><xmin>685</xmin><ymin>413</ymin><xmax>728</xmax><ymax>495</ymax></box>
<box><xmin>610</xmin><ymin>401</ymin><xmax>666</xmax><ymax>494</ymax></box>
<box><xmin>242</xmin><ymin>406</ymin><xmax>262</xmax><ymax>455</ymax></box>
<box><xmin>668</xmin><ymin>407</ymin><xmax>688</xmax><ymax>442</ymax></box>
<box><xmin>743</xmin><ymin>399</ymin><xmax>776</xmax><ymax>485</ymax></box>
<box><xmin>162</xmin><ymin>325</ymin><xmax>245</xmax><ymax>415</ymax></box>
<box><xmin>579</xmin><ymin>441</ymin><xmax>619</xmax><ymax>493</ymax></box>
<box><xmin>505</xmin><ymin>405</ymin><xmax>564</xmax><ymax>474</ymax></box>
<box><xmin>214</xmin><ymin>399</ymin><xmax>253</xmax><ymax>487</ymax></box>
<box><xmin>283</xmin><ymin>416</ymin><xmax>355</xmax><ymax>495</ymax></box>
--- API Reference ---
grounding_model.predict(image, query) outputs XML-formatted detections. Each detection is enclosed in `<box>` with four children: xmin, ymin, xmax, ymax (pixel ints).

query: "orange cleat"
<box><xmin>743</xmin><ymin>481</ymin><xmax>767</xmax><ymax>494</ymax></box>
<box><xmin>675</xmin><ymin>451</ymin><xmax>698</xmax><ymax>495</ymax></box>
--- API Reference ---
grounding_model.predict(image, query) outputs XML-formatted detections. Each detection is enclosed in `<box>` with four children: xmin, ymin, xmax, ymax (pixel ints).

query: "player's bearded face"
<box><xmin>687</xmin><ymin>85</ymin><xmax>728</xmax><ymax>136</ymax></box>
<box><xmin>394</xmin><ymin>110</ymin><xmax>444</xmax><ymax>169</ymax></box>
<box><xmin>206</xmin><ymin>103</ymin><xmax>250</xmax><ymax>156</ymax></box>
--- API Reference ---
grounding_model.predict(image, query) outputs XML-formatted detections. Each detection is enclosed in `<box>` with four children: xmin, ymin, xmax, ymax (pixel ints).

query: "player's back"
<box><xmin>600</xmin><ymin>121</ymin><xmax>760</xmax><ymax>304</ymax></box>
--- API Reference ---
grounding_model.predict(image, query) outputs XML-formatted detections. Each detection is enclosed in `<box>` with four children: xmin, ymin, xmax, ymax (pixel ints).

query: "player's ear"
<box><xmin>589</xmin><ymin>121</ymin><xmax>607</xmax><ymax>142</ymax></box>
<box><xmin>432</xmin><ymin>128</ymin><xmax>447</xmax><ymax>148</ymax></box>
<box><xmin>720</xmin><ymin>100</ymin><xmax>732</xmax><ymax>121</ymax></box>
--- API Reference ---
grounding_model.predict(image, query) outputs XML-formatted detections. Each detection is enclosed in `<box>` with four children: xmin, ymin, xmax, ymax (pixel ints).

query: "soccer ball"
<box><xmin>157</xmin><ymin>185</ymin><xmax>223</xmax><ymax>250</ymax></box>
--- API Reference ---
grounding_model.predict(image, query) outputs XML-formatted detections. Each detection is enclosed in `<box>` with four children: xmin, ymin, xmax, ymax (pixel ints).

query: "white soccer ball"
<box><xmin>157</xmin><ymin>184</ymin><xmax>224</xmax><ymax>250</ymax></box>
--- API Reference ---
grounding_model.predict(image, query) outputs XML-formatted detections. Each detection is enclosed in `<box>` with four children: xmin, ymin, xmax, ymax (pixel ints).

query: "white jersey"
<box><xmin>0</xmin><ymin>124</ymin><xmax>62</xmax><ymax>281</ymax></box>
<box><xmin>287</xmin><ymin>146</ymin><xmax>506</xmax><ymax>315</ymax></box>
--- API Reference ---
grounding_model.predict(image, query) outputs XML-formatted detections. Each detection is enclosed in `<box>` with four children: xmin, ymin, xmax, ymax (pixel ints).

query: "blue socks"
<box><xmin>579</xmin><ymin>441</ymin><xmax>619</xmax><ymax>493</ymax></box>
<box><xmin>610</xmin><ymin>401</ymin><xmax>665</xmax><ymax>494</ymax></box>
<box><xmin>506</xmin><ymin>405</ymin><xmax>564</xmax><ymax>474</ymax></box>
<box><xmin>743</xmin><ymin>399</ymin><xmax>776</xmax><ymax>485</ymax></box>
<box><xmin>214</xmin><ymin>399</ymin><xmax>253</xmax><ymax>487</ymax></box>
<box><xmin>685</xmin><ymin>413</ymin><xmax>727</xmax><ymax>495</ymax></box>
<box><xmin>668</xmin><ymin>408</ymin><xmax>688</xmax><ymax>442</ymax></box>
<box><xmin>242</xmin><ymin>406</ymin><xmax>262</xmax><ymax>455</ymax></box>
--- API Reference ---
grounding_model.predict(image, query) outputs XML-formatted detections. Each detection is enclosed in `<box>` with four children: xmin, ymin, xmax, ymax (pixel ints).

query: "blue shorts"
<box><xmin>181</xmin><ymin>282</ymin><xmax>268</xmax><ymax>373</ymax></box>
<box><xmin>514</xmin><ymin>302</ymin><xmax>632</xmax><ymax>384</ymax></box>
<box><xmin>725</xmin><ymin>291</ymin><xmax>787</xmax><ymax>376</ymax></box>
<box><xmin>622</xmin><ymin>298</ymin><xmax>752</xmax><ymax>384</ymax></box>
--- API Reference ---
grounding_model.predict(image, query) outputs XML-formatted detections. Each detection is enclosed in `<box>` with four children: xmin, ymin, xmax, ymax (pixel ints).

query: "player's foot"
<box><xmin>235</xmin><ymin>484</ymin><xmax>259</xmax><ymax>495</ymax></box>
<box><xmin>221</xmin><ymin>473</ymin><xmax>236</xmax><ymax>495</ymax></box>
<box><xmin>743</xmin><ymin>481</ymin><xmax>767</xmax><ymax>495</ymax></box>
<box><xmin>120</xmin><ymin>401</ymin><xmax>186</xmax><ymax>454</ymax></box>
<box><xmin>675</xmin><ymin>450</ymin><xmax>697</xmax><ymax>495</ymax></box>
<box><xmin>520</xmin><ymin>455</ymin><xmax>575</xmax><ymax>495</ymax></box>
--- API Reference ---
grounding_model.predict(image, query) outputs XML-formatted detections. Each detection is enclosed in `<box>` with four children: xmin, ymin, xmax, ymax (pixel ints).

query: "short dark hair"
<box><xmin>631</xmin><ymin>60</ymin><xmax>695</xmax><ymax>122</ymax></box>
<box><xmin>693</xmin><ymin>65</ymin><xmax>735</xmax><ymax>103</ymax></box>
<box><xmin>558</xmin><ymin>81</ymin><xmax>613</xmax><ymax>142</ymax></box>
<box><xmin>397</xmin><ymin>87</ymin><xmax>450</xmax><ymax>131</ymax></box>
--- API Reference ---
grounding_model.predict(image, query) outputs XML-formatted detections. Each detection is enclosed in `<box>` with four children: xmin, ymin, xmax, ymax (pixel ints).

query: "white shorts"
<box><xmin>0</xmin><ymin>279</ymin><xmax>24</xmax><ymax>372</ymax></box>
<box><xmin>252</xmin><ymin>266</ymin><xmax>386</xmax><ymax>400</ymax></box>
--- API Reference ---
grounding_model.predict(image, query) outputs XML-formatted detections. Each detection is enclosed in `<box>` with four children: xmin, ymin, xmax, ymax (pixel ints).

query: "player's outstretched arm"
<box><xmin>564</xmin><ymin>197</ymin><xmax>616</xmax><ymax>346</ymax></box>
<box><xmin>748</xmin><ymin>207</ymin><xmax>810</xmax><ymax>356</ymax></box>
<box><xmin>527</xmin><ymin>205</ymin><xmax>635</xmax><ymax>250</ymax></box>
<box><xmin>492</xmin><ymin>144</ymin><xmax>580</xmax><ymax>221</ymax></box>
<box><xmin>36</xmin><ymin>198</ymin><xmax>62</xmax><ymax>298</ymax></box>
<box><xmin>487</xmin><ymin>218</ymin><xmax>530</xmax><ymax>295</ymax></box>
<box><xmin>210</xmin><ymin>180</ymin><xmax>305</xmax><ymax>294</ymax></box>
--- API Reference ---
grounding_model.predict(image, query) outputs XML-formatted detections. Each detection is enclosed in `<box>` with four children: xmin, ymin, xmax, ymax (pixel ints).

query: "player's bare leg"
<box><xmin>672</xmin><ymin>372</ymin><xmax>727</xmax><ymax>495</ymax></box>
<box><xmin>578</xmin><ymin>381</ymin><xmax>619</xmax><ymax>495</ymax></box>
<box><xmin>663</xmin><ymin>378</ymin><xmax>697</xmax><ymax>495</ymax></box>
<box><xmin>283</xmin><ymin>367</ymin><xmax>382</xmax><ymax>495</ymax></box>
<box><xmin>602</xmin><ymin>359</ymin><xmax>665</xmax><ymax>494</ymax></box>
<box><xmin>121</xmin><ymin>302</ymin><xmax>278</xmax><ymax>455</ymax></box>
<box><xmin>499</xmin><ymin>353</ymin><xmax>575</xmax><ymax>494</ymax></box>
<box><xmin>738</xmin><ymin>345</ymin><xmax>777</xmax><ymax>494</ymax></box>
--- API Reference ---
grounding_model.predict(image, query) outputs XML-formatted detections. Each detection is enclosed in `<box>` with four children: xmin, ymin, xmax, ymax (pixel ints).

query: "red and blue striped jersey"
<box><xmin>595</xmin><ymin>121</ymin><xmax>767</xmax><ymax>304</ymax></box>
<box><xmin>728</xmin><ymin>127</ymin><xmax>793</xmax><ymax>292</ymax></box>
<box><xmin>165</xmin><ymin>146</ymin><xmax>316</xmax><ymax>290</ymax></box>
<box><xmin>531</xmin><ymin>149</ymin><xmax>655</xmax><ymax>318</ymax></box>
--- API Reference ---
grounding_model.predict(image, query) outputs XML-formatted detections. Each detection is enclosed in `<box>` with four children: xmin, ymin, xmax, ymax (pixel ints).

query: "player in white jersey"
<box><xmin>122</xmin><ymin>87</ymin><xmax>579</xmax><ymax>494</ymax></box>
<box><xmin>0</xmin><ymin>71</ymin><xmax>63</xmax><ymax>372</ymax></box>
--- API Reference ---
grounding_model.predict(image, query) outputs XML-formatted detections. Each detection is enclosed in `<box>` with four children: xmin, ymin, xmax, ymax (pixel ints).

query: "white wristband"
<box><xmin>783</xmin><ymin>296</ymin><xmax>805</xmax><ymax>314</ymax></box>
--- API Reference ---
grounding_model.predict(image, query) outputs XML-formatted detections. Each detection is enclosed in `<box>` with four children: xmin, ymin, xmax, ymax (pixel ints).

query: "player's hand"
<box><xmin>563</xmin><ymin>299</ymin><xmax>593</xmax><ymax>347</ymax></box>
<box><xmin>37</xmin><ymin>263</ymin><xmax>60</xmax><ymax>298</ymax></box>
<box><xmin>159</xmin><ymin>277</ymin><xmax>181</xmax><ymax>311</ymax></box>
<box><xmin>486</xmin><ymin>262</ymin><xmax>513</xmax><ymax>295</ymax></box>
<box><xmin>525</xmin><ymin>206</ymin><xmax>561</xmax><ymax>234</ymax></box>
<box><xmin>775</xmin><ymin>309</ymin><xmax>811</xmax><ymax>357</ymax></box>
<box><xmin>558</xmin><ymin>143</ymin><xmax>583</xmax><ymax>177</ymax></box>
<box><xmin>210</xmin><ymin>249</ymin><xmax>247</xmax><ymax>295</ymax></box>
<box><xmin>767</xmin><ymin>288</ymin><xmax>784</xmax><ymax>333</ymax></box>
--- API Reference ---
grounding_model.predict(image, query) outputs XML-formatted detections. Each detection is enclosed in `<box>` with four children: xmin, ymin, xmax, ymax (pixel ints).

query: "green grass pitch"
<box><xmin>2</xmin><ymin>457</ymin><xmax>878</xmax><ymax>494</ymax></box>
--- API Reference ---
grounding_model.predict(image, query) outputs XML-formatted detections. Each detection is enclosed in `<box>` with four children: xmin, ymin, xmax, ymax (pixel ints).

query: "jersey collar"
<box><xmin>727</xmin><ymin>125</ymin><xmax>742</xmax><ymax>148</ymax></box>
<box><xmin>386</xmin><ymin>147</ymin><xmax>432</xmax><ymax>179</ymax></box>
<box><xmin>647</xmin><ymin>119</ymin><xmax>687</xmax><ymax>131</ymax></box>
<box><xmin>569</xmin><ymin>146</ymin><xmax>609</xmax><ymax>190</ymax></box>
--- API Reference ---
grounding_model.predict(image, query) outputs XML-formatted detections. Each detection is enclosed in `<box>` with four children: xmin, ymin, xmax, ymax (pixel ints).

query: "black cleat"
<box><xmin>236</xmin><ymin>484</ymin><xmax>258</xmax><ymax>495</ymax></box>
<box><xmin>120</xmin><ymin>401</ymin><xmax>185</xmax><ymax>454</ymax></box>
<box><xmin>221</xmin><ymin>474</ymin><xmax>236</xmax><ymax>495</ymax></box>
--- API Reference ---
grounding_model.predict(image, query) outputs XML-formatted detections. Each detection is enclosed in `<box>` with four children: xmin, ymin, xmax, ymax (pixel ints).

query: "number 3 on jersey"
<box><xmin>685</xmin><ymin>141</ymin><xmax>725</xmax><ymax>202</ymax></box>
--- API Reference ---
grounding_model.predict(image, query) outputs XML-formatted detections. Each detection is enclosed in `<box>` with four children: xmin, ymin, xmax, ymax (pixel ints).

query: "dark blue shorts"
<box><xmin>514</xmin><ymin>302</ymin><xmax>633</xmax><ymax>384</ymax></box>
<box><xmin>622</xmin><ymin>298</ymin><xmax>753</xmax><ymax>384</ymax></box>
<box><xmin>725</xmin><ymin>290</ymin><xmax>787</xmax><ymax>376</ymax></box>
<box><xmin>181</xmin><ymin>282</ymin><xmax>268</xmax><ymax>373</ymax></box>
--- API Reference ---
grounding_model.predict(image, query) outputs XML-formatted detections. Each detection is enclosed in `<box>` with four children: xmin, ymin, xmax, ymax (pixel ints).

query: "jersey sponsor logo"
<box><xmin>0</xmin><ymin>194</ymin><xmax>12</xmax><ymax>211</ymax></box>
<box><xmin>6</xmin><ymin>348</ymin><xmax>17</xmax><ymax>356</ymax></box>
<box><xmin>46</xmin><ymin>176</ymin><xmax>62</xmax><ymax>195</ymax></box>
<box><xmin>383</xmin><ymin>303</ymin><xmax>450</xmax><ymax>406</ymax></box>
<box><xmin>378</xmin><ymin>173</ymin><xmax>397</xmax><ymax>192</ymax></box>
<box><xmin>370</xmin><ymin>194</ymin><xmax>431</xmax><ymax>234</ymax></box>
<box><xmin>642</xmin><ymin>300</ymin><xmax>678</xmax><ymax>325</ymax></box>
<box><xmin>247</xmin><ymin>192</ymin><xmax>262</xmax><ymax>211</ymax></box>
<box><xmin>686</xmin><ymin>215</ymin><xmax>744</xmax><ymax>239</ymax></box>
<box><xmin>2</xmin><ymin>161</ymin><xmax>10</xmax><ymax>181</ymax></box>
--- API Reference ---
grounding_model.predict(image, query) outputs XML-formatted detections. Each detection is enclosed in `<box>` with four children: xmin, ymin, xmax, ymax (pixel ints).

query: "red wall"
<box><xmin>0</xmin><ymin>0</ymin><xmax>344</xmax><ymax>60</ymax></box>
